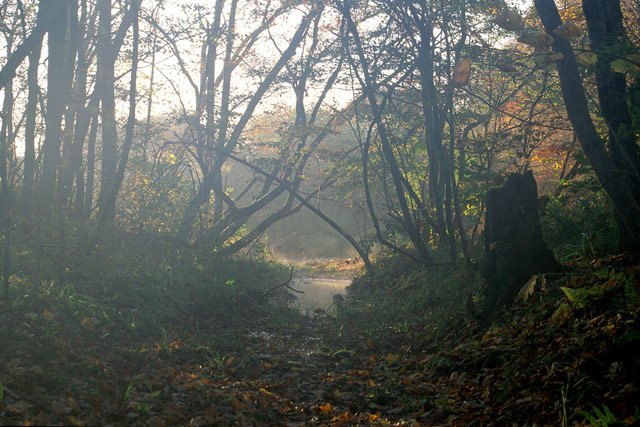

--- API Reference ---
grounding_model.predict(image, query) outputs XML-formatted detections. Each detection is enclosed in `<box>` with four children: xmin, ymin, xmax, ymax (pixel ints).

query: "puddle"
<box><xmin>290</xmin><ymin>277</ymin><xmax>351</xmax><ymax>314</ymax></box>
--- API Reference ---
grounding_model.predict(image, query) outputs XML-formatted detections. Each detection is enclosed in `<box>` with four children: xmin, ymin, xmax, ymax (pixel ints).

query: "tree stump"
<box><xmin>484</xmin><ymin>171</ymin><xmax>559</xmax><ymax>313</ymax></box>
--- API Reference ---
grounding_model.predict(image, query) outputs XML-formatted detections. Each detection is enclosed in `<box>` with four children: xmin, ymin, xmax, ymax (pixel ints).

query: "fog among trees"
<box><xmin>1</xmin><ymin>0</ymin><xmax>639</xmax><ymax>424</ymax></box>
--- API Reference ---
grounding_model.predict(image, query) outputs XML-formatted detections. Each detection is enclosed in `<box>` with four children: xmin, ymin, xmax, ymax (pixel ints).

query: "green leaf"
<box><xmin>560</xmin><ymin>287</ymin><xmax>584</xmax><ymax>308</ymax></box>
<box><xmin>611</xmin><ymin>58</ymin><xmax>638</xmax><ymax>74</ymax></box>
<box><xmin>575</xmin><ymin>51</ymin><xmax>597</xmax><ymax>67</ymax></box>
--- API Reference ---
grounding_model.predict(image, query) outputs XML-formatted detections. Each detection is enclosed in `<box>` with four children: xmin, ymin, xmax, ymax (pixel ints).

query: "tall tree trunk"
<box><xmin>582</xmin><ymin>0</ymin><xmax>640</xmax><ymax>183</ymax></box>
<box><xmin>142</xmin><ymin>25</ymin><xmax>158</xmax><ymax>161</ymax></box>
<box><xmin>22</xmin><ymin>40</ymin><xmax>42</xmax><ymax>215</ymax></box>
<box><xmin>84</xmin><ymin>112</ymin><xmax>98</xmax><ymax>218</ymax></box>
<box><xmin>212</xmin><ymin>0</ymin><xmax>239</xmax><ymax>223</ymax></box>
<box><xmin>58</xmin><ymin>0</ymin><xmax>89</xmax><ymax>206</ymax></box>
<box><xmin>582</xmin><ymin>0</ymin><xmax>640</xmax><ymax>250</ymax></box>
<box><xmin>58</xmin><ymin>0</ymin><xmax>79</xmax><ymax>204</ymax></box>
<box><xmin>98</xmin><ymin>8</ymin><xmax>139</xmax><ymax>228</ymax></box>
<box><xmin>341</xmin><ymin>1</ymin><xmax>434</xmax><ymax>264</ymax></box>
<box><xmin>534</xmin><ymin>0</ymin><xmax>640</xmax><ymax>253</ymax></box>
<box><xmin>1</xmin><ymin>44</ymin><xmax>14</xmax><ymax>196</ymax></box>
<box><xmin>96</xmin><ymin>0</ymin><xmax>118</xmax><ymax>220</ymax></box>
<box><xmin>38</xmin><ymin>1</ymin><xmax>72</xmax><ymax>211</ymax></box>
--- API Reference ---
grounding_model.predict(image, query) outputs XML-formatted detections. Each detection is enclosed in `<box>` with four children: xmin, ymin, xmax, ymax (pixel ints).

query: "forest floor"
<box><xmin>1</xmin><ymin>256</ymin><xmax>639</xmax><ymax>426</ymax></box>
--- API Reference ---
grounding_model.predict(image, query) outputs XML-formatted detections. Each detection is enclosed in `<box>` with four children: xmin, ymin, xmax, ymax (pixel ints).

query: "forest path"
<box><xmin>120</xmin><ymin>314</ymin><xmax>447</xmax><ymax>426</ymax></box>
<box><xmin>3</xmin><ymin>261</ymin><xmax>637</xmax><ymax>425</ymax></box>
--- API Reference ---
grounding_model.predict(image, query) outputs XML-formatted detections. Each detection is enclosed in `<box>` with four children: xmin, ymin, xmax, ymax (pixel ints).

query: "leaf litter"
<box><xmin>0</xmin><ymin>258</ymin><xmax>639</xmax><ymax>425</ymax></box>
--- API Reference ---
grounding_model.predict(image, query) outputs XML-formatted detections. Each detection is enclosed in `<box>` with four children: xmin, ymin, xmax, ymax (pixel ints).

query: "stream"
<box><xmin>289</xmin><ymin>277</ymin><xmax>351</xmax><ymax>315</ymax></box>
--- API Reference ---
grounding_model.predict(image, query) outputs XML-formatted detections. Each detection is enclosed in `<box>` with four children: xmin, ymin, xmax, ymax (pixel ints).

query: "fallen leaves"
<box><xmin>1</xmin><ymin>260</ymin><xmax>639</xmax><ymax>426</ymax></box>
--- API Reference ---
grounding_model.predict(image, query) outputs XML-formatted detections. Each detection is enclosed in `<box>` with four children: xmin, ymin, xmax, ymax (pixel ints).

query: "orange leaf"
<box><xmin>450</xmin><ymin>58</ymin><xmax>472</xmax><ymax>88</ymax></box>
<box><xmin>319</xmin><ymin>402</ymin><xmax>333</xmax><ymax>414</ymax></box>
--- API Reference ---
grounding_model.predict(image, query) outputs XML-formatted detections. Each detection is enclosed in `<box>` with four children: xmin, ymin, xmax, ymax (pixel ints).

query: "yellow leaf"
<box><xmin>43</xmin><ymin>309</ymin><xmax>55</xmax><ymax>320</ymax></box>
<box><xmin>259</xmin><ymin>388</ymin><xmax>273</xmax><ymax>396</ymax></box>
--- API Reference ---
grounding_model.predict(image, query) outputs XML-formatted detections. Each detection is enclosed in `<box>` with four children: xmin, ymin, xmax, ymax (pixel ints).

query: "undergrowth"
<box><xmin>322</xmin><ymin>251</ymin><xmax>482</xmax><ymax>352</ymax></box>
<box><xmin>542</xmin><ymin>178</ymin><xmax>619</xmax><ymax>264</ymax></box>
<box><xmin>319</xmin><ymin>250</ymin><xmax>640</xmax><ymax>425</ymax></box>
<box><xmin>4</xmin><ymin>230</ymin><xmax>293</xmax><ymax>341</ymax></box>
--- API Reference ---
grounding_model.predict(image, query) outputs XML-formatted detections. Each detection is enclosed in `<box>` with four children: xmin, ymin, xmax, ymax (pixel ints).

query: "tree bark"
<box><xmin>96</xmin><ymin>0</ymin><xmax>118</xmax><ymax>218</ymax></box>
<box><xmin>1</xmin><ymin>38</ymin><xmax>14</xmax><ymax>196</ymax></box>
<box><xmin>534</xmin><ymin>0</ymin><xmax>640</xmax><ymax>253</ymax></box>
<box><xmin>38</xmin><ymin>1</ymin><xmax>72</xmax><ymax>210</ymax></box>
<box><xmin>98</xmin><ymin>8</ymin><xmax>139</xmax><ymax>228</ymax></box>
<box><xmin>58</xmin><ymin>0</ymin><xmax>91</xmax><ymax>206</ymax></box>
<box><xmin>484</xmin><ymin>171</ymin><xmax>559</xmax><ymax>313</ymax></box>
<box><xmin>0</xmin><ymin>1</ymin><xmax>60</xmax><ymax>90</ymax></box>
<box><xmin>84</xmin><ymin>112</ymin><xmax>98</xmax><ymax>218</ymax></box>
<box><xmin>581</xmin><ymin>0</ymin><xmax>640</xmax><ymax>250</ymax></box>
<box><xmin>96</xmin><ymin>0</ymin><xmax>141</xmax><ymax>223</ymax></box>
<box><xmin>341</xmin><ymin>0</ymin><xmax>434</xmax><ymax>264</ymax></box>
<box><xmin>22</xmin><ymin>39</ymin><xmax>42</xmax><ymax>214</ymax></box>
<box><xmin>582</xmin><ymin>0</ymin><xmax>640</xmax><ymax>186</ymax></box>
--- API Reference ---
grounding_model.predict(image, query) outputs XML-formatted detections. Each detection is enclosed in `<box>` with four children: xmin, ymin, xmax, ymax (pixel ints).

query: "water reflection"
<box><xmin>291</xmin><ymin>277</ymin><xmax>351</xmax><ymax>314</ymax></box>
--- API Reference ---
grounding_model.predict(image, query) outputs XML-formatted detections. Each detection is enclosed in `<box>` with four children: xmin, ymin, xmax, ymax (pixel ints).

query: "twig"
<box><xmin>261</xmin><ymin>267</ymin><xmax>304</xmax><ymax>300</ymax></box>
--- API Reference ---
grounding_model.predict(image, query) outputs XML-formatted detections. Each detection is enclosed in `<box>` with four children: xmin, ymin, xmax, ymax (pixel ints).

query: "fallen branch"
<box><xmin>261</xmin><ymin>267</ymin><xmax>303</xmax><ymax>301</ymax></box>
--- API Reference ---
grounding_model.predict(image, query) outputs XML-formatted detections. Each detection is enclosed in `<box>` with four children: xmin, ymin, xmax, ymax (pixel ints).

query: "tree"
<box><xmin>96</xmin><ymin>0</ymin><xmax>142</xmax><ymax>225</ymax></box>
<box><xmin>145</xmin><ymin>0</ymin><xmax>344</xmax><ymax>254</ymax></box>
<box><xmin>335</xmin><ymin>0</ymin><xmax>479</xmax><ymax>265</ymax></box>
<box><xmin>37</xmin><ymin>0</ymin><xmax>73</xmax><ymax>210</ymax></box>
<box><xmin>97</xmin><ymin>1</ymin><xmax>140</xmax><ymax>230</ymax></box>
<box><xmin>533</xmin><ymin>0</ymin><xmax>640</xmax><ymax>254</ymax></box>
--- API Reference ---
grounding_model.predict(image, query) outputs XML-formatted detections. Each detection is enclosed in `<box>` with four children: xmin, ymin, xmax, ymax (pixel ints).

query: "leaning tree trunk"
<box><xmin>534</xmin><ymin>0</ymin><xmax>640</xmax><ymax>255</ymax></box>
<box><xmin>484</xmin><ymin>171</ymin><xmax>559</xmax><ymax>313</ymax></box>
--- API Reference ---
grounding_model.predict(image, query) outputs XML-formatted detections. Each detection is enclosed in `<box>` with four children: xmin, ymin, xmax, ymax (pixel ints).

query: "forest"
<box><xmin>0</xmin><ymin>0</ymin><xmax>639</xmax><ymax>424</ymax></box>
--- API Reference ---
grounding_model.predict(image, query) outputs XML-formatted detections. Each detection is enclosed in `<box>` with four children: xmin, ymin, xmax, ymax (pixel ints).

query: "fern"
<box><xmin>581</xmin><ymin>404</ymin><xmax>618</xmax><ymax>426</ymax></box>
